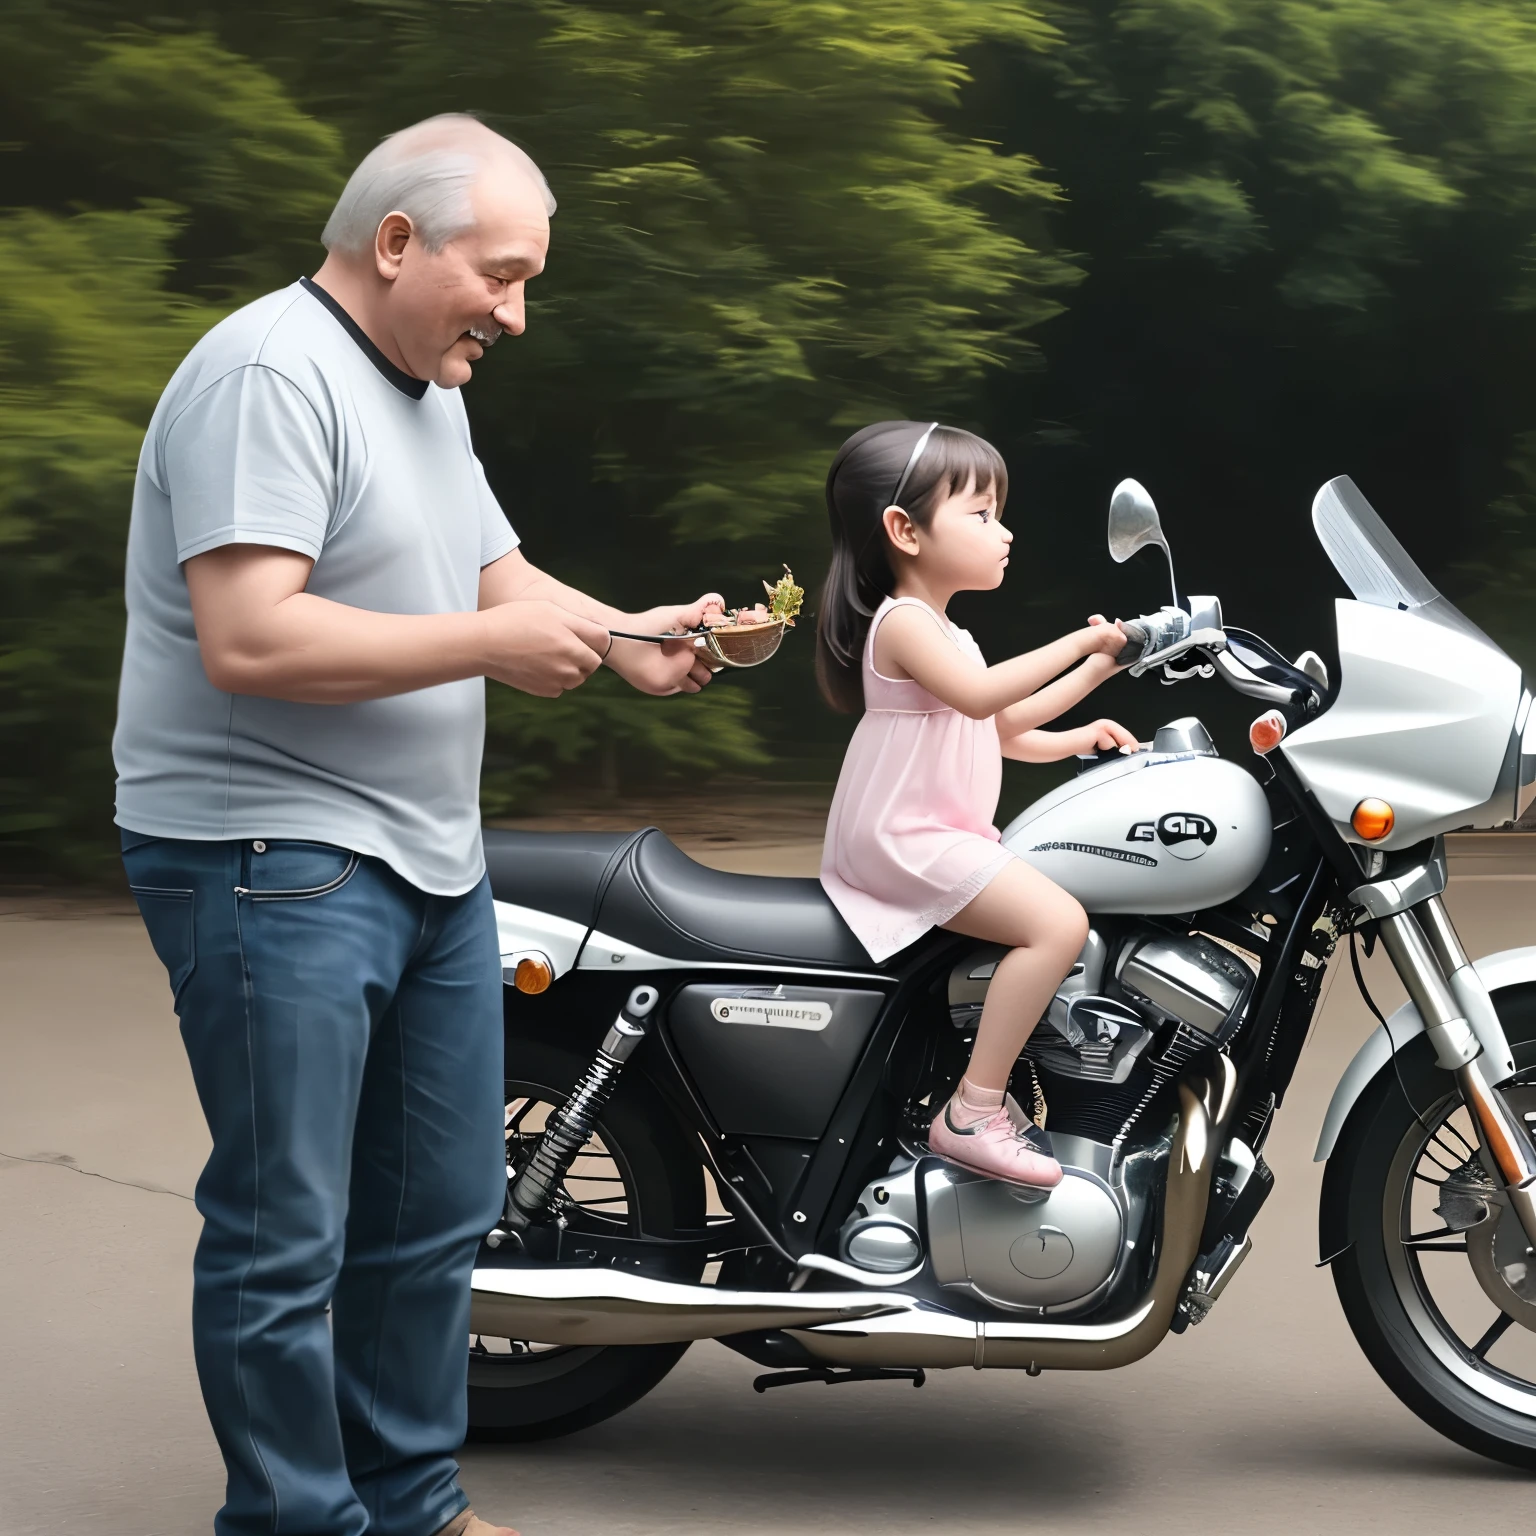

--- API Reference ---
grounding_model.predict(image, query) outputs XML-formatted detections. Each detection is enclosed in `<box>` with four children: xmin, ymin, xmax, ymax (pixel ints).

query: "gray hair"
<box><xmin>321</xmin><ymin>113</ymin><xmax>556</xmax><ymax>256</ymax></box>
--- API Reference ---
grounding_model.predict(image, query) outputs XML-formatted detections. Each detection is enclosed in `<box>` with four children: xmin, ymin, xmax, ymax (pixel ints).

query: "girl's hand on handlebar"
<box><xmin>1084</xmin><ymin>614</ymin><xmax>1129</xmax><ymax>659</ymax></box>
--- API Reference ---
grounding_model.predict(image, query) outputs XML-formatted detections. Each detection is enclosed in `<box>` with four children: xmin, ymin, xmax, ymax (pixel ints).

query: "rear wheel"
<box><xmin>466</xmin><ymin>1033</ymin><xmax>706</xmax><ymax>1442</ymax></box>
<box><xmin>1326</xmin><ymin>983</ymin><xmax>1536</xmax><ymax>1468</ymax></box>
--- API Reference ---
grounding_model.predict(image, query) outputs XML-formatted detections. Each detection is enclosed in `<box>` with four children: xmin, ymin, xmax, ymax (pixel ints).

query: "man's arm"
<box><xmin>186</xmin><ymin>544</ymin><xmax>611</xmax><ymax>703</ymax></box>
<box><xmin>479</xmin><ymin>549</ymin><xmax>722</xmax><ymax>696</ymax></box>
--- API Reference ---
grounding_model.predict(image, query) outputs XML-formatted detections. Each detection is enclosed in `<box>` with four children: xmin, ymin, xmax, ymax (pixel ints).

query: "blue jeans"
<box><xmin>121</xmin><ymin>833</ymin><xmax>505</xmax><ymax>1536</ymax></box>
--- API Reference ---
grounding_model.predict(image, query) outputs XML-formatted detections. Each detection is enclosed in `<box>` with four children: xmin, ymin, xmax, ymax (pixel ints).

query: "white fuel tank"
<box><xmin>1000</xmin><ymin>727</ymin><xmax>1272</xmax><ymax>914</ymax></box>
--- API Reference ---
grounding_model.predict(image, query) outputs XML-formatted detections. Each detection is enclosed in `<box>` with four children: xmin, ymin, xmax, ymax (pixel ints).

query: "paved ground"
<box><xmin>2</xmin><ymin>838</ymin><xmax>1535</xmax><ymax>1534</ymax></box>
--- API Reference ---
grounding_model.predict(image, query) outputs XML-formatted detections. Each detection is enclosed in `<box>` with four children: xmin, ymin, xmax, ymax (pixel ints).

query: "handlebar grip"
<box><xmin>1116</xmin><ymin>620</ymin><xmax>1152</xmax><ymax>668</ymax></box>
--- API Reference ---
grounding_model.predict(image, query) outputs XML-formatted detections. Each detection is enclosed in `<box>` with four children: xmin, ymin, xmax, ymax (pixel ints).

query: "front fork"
<box><xmin>1379</xmin><ymin>895</ymin><xmax>1536</xmax><ymax>1242</ymax></box>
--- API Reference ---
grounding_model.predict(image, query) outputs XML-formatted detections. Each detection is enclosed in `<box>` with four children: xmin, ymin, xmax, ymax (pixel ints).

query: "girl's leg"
<box><xmin>943</xmin><ymin>859</ymin><xmax>1088</xmax><ymax>1092</ymax></box>
<box><xmin>928</xmin><ymin>859</ymin><xmax>1088</xmax><ymax>1188</ymax></box>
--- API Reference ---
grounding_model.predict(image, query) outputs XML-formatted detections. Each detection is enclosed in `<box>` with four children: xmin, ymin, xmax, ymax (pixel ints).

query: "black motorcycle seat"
<box><xmin>482</xmin><ymin>826</ymin><xmax>875</xmax><ymax>970</ymax></box>
<box><xmin>595</xmin><ymin>828</ymin><xmax>875</xmax><ymax>970</ymax></box>
<box><xmin>482</xmin><ymin>829</ymin><xmax>634</xmax><ymax>929</ymax></box>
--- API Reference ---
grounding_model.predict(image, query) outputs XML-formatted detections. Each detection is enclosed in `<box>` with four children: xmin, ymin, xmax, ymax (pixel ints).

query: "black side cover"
<box><xmin>595</xmin><ymin>829</ymin><xmax>873</xmax><ymax>968</ymax></box>
<box><xmin>669</xmin><ymin>983</ymin><xmax>886</xmax><ymax>1139</ymax></box>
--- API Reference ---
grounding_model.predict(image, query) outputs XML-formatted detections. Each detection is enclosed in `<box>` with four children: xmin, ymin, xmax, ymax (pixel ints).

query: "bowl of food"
<box><xmin>696</xmin><ymin>567</ymin><xmax>804</xmax><ymax>669</ymax></box>
<box><xmin>606</xmin><ymin>568</ymin><xmax>805</xmax><ymax>668</ymax></box>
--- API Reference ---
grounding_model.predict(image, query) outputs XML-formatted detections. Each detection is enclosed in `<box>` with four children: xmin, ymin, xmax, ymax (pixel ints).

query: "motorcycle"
<box><xmin>470</xmin><ymin>474</ymin><xmax>1536</xmax><ymax>1465</ymax></box>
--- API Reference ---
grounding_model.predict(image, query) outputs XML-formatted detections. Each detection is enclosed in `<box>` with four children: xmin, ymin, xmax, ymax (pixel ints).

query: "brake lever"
<box><xmin>1160</xmin><ymin>657</ymin><xmax>1215</xmax><ymax>684</ymax></box>
<box><xmin>1128</xmin><ymin>628</ymin><xmax>1226</xmax><ymax>678</ymax></box>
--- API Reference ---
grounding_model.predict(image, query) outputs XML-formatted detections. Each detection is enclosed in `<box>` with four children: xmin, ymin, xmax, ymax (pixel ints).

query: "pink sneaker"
<box><xmin>928</xmin><ymin>1100</ymin><xmax>1064</xmax><ymax>1189</ymax></box>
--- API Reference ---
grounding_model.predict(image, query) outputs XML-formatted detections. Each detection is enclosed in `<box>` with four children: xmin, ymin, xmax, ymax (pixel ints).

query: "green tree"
<box><xmin>957</xmin><ymin>0</ymin><xmax>1536</xmax><ymax>698</ymax></box>
<box><xmin>1</xmin><ymin>0</ymin><xmax>1080</xmax><ymax>875</ymax></box>
<box><xmin>0</xmin><ymin>12</ymin><xmax>349</xmax><ymax>874</ymax></box>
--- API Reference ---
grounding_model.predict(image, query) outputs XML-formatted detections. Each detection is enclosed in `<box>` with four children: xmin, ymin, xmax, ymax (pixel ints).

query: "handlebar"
<box><xmin>1116</xmin><ymin>606</ymin><xmax>1190</xmax><ymax>670</ymax></box>
<box><xmin>1116</xmin><ymin>602</ymin><xmax>1324</xmax><ymax>716</ymax></box>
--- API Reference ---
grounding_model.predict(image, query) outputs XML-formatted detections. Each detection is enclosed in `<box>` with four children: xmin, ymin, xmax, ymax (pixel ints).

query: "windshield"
<box><xmin>1311</xmin><ymin>476</ymin><xmax>1493</xmax><ymax>644</ymax></box>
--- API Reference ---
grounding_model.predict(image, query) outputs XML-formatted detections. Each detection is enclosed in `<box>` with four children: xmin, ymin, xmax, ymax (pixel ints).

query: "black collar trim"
<box><xmin>300</xmin><ymin>277</ymin><xmax>428</xmax><ymax>399</ymax></box>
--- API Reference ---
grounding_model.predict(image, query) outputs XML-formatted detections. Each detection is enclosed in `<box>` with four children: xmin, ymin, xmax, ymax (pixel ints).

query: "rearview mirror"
<box><xmin>1108</xmin><ymin>478</ymin><xmax>1179</xmax><ymax>609</ymax></box>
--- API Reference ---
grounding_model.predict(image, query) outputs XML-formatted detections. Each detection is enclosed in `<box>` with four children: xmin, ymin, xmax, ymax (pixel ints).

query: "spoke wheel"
<box><xmin>1381</xmin><ymin>1088</ymin><xmax>1536</xmax><ymax>1409</ymax></box>
<box><xmin>1325</xmin><ymin>981</ymin><xmax>1536</xmax><ymax>1468</ymax></box>
<box><xmin>466</xmin><ymin>1033</ymin><xmax>705</xmax><ymax>1442</ymax></box>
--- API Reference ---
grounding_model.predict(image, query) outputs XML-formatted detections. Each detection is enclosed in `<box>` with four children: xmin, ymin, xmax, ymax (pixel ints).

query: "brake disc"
<box><xmin>1441</xmin><ymin>1154</ymin><xmax>1536</xmax><ymax>1331</ymax></box>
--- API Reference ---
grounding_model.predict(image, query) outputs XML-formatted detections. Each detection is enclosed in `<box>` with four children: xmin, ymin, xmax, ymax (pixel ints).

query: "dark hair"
<box><xmin>814</xmin><ymin>421</ymin><xmax>1008</xmax><ymax>714</ymax></box>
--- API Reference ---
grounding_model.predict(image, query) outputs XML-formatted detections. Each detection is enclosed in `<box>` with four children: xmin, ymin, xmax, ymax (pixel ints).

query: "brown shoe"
<box><xmin>432</xmin><ymin>1511</ymin><xmax>519</xmax><ymax>1536</ymax></box>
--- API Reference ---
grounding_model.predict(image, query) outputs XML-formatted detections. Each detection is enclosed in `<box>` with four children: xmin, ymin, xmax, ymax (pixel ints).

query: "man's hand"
<box><xmin>605</xmin><ymin>592</ymin><xmax>725</xmax><ymax>696</ymax></box>
<box><xmin>479</xmin><ymin>600</ymin><xmax>610</xmax><ymax>697</ymax></box>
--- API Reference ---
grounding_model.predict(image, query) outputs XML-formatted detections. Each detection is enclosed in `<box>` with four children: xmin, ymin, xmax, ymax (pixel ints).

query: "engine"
<box><xmin>950</xmin><ymin>923</ymin><xmax>1255</xmax><ymax>1146</ymax></box>
<box><xmin>836</xmin><ymin>922</ymin><xmax>1258</xmax><ymax>1313</ymax></box>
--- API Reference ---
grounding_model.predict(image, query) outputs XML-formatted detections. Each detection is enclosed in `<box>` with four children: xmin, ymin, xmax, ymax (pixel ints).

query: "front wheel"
<box><xmin>1325</xmin><ymin>982</ymin><xmax>1536</xmax><ymax>1468</ymax></box>
<box><xmin>466</xmin><ymin>1032</ymin><xmax>706</xmax><ymax>1442</ymax></box>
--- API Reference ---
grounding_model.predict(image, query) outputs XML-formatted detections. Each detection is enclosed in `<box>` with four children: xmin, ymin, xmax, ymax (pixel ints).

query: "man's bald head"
<box><xmin>322</xmin><ymin>113</ymin><xmax>554</xmax><ymax>257</ymax></box>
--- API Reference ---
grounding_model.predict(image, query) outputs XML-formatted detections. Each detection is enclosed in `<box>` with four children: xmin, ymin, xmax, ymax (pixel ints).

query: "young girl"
<box><xmin>817</xmin><ymin>421</ymin><xmax>1135</xmax><ymax>1190</ymax></box>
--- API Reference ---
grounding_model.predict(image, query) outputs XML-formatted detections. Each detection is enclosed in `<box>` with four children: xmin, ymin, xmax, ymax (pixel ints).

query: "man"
<box><xmin>113</xmin><ymin>115</ymin><xmax>718</xmax><ymax>1536</ymax></box>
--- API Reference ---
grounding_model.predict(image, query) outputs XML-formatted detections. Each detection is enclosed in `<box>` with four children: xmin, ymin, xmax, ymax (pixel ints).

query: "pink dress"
<box><xmin>821</xmin><ymin>596</ymin><xmax>1016</xmax><ymax>962</ymax></box>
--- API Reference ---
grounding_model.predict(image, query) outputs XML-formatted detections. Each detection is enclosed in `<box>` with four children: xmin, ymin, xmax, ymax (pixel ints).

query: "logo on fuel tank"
<box><xmin>1127</xmin><ymin>812</ymin><xmax>1217</xmax><ymax>860</ymax></box>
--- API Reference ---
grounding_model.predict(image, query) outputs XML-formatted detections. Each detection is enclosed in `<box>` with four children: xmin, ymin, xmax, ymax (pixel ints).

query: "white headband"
<box><xmin>890</xmin><ymin>422</ymin><xmax>939</xmax><ymax>509</ymax></box>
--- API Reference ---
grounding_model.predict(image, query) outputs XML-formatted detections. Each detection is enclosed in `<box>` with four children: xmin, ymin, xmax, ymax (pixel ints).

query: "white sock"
<box><xmin>950</xmin><ymin>1076</ymin><xmax>1005</xmax><ymax>1127</ymax></box>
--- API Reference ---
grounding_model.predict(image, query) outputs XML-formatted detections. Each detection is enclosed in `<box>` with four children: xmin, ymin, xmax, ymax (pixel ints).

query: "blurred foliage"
<box><xmin>5</xmin><ymin>0</ymin><xmax>1536</xmax><ymax>877</ymax></box>
<box><xmin>0</xmin><ymin>0</ymin><xmax>1073</xmax><ymax>876</ymax></box>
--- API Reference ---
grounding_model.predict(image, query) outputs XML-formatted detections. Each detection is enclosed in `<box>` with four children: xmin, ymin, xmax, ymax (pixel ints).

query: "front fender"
<box><xmin>1313</xmin><ymin>946</ymin><xmax>1536</xmax><ymax>1163</ymax></box>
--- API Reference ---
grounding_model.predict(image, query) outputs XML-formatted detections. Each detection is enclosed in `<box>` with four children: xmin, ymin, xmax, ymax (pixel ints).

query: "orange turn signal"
<box><xmin>513</xmin><ymin>955</ymin><xmax>554</xmax><ymax>994</ymax></box>
<box><xmin>1351</xmin><ymin>798</ymin><xmax>1395</xmax><ymax>841</ymax></box>
<box><xmin>1249</xmin><ymin>710</ymin><xmax>1287</xmax><ymax>754</ymax></box>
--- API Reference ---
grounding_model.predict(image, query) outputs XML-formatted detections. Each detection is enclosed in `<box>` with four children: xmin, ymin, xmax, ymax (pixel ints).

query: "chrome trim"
<box><xmin>1349</xmin><ymin>843</ymin><xmax>1448</xmax><ymax>919</ymax></box>
<box><xmin>1417</xmin><ymin>893</ymin><xmax>1468</xmax><ymax>974</ymax></box>
<box><xmin>1150</xmin><ymin>716</ymin><xmax>1216</xmax><ymax>757</ymax></box>
<box><xmin>1212</xmin><ymin>1054</ymin><xmax>1238</xmax><ymax>1128</ymax></box>
<box><xmin>1378</xmin><ymin>911</ymin><xmax>1479</xmax><ymax>1069</ymax></box>
<box><xmin>1183</xmin><ymin>1233</ymin><xmax>1253</xmax><ymax>1325</ymax></box>
<box><xmin>468</xmin><ymin>1267</ymin><xmax>910</xmax><ymax>1346</ymax></box>
<box><xmin>794</xmin><ymin>1251</ymin><xmax>925</xmax><ymax>1289</ymax></box>
<box><xmin>1419</xmin><ymin>895</ymin><xmax>1515</xmax><ymax>1080</ymax></box>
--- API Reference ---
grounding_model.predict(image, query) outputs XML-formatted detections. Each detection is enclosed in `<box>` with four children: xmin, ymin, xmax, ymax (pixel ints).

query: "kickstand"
<box><xmin>752</xmin><ymin>1366</ymin><xmax>925</xmax><ymax>1393</ymax></box>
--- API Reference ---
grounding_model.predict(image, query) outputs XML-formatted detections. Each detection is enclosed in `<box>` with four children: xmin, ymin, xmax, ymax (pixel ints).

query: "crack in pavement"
<box><xmin>0</xmin><ymin>1149</ymin><xmax>194</xmax><ymax>1201</ymax></box>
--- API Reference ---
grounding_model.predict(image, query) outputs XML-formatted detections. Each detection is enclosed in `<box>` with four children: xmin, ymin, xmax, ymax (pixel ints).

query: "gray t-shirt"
<box><xmin>113</xmin><ymin>278</ymin><xmax>519</xmax><ymax>895</ymax></box>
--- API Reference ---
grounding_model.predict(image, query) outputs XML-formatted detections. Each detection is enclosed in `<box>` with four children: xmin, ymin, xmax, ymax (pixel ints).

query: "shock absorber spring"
<box><xmin>503</xmin><ymin>984</ymin><xmax>659</xmax><ymax>1231</ymax></box>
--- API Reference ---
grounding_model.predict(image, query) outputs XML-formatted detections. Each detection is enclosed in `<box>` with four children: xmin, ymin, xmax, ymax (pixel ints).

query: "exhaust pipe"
<box><xmin>470</xmin><ymin>1077</ymin><xmax>1216</xmax><ymax>1368</ymax></box>
<box><xmin>469</xmin><ymin>1266</ymin><xmax>911</xmax><ymax>1346</ymax></box>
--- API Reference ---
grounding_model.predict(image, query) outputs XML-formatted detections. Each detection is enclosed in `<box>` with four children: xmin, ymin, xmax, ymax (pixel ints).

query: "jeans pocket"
<box><xmin>128</xmin><ymin>886</ymin><xmax>196</xmax><ymax>1006</ymax></box>
<box><xmin>238</xmin><ymin>840</ymin><xmax>361</xmax><ymax>902</ymax></box>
